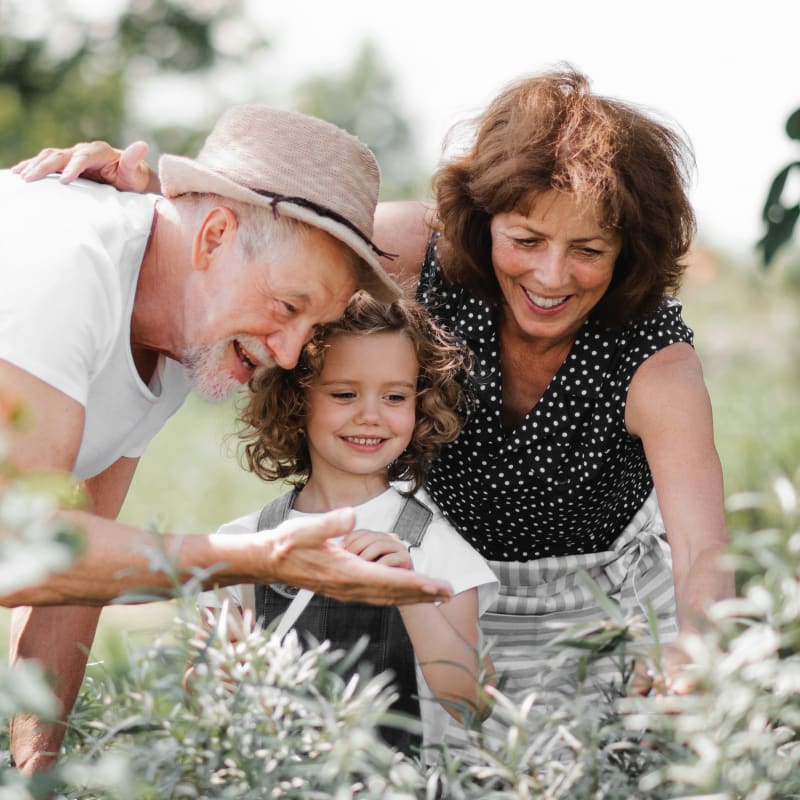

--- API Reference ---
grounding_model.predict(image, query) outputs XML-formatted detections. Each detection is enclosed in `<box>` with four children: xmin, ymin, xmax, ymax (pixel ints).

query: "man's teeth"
<box><xmin>524</xmin><ymin>290</ymin><xmax>567</xmax><ymax>309</ymax></box>
<box><xmin>345</xmin><ymin>437</ymin><xmax>383</xmax><ymax>446</ymax></box>
<box><xmin>236</xmin><ymin>341</ymin><xmax>258</xmax><ymax>369</ymax></box>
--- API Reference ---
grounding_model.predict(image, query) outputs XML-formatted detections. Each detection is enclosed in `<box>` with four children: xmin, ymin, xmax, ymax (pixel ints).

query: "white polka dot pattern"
<box><xmin>416</xmin><ymin>236</ymin><xmax>694</xmax><ymax>560</ymax></box>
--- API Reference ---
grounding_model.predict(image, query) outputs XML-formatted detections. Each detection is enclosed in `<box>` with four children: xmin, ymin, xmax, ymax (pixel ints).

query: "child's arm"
<box><xmin>344</xmin><ymin>530</ymin><xmax>494</xmax><ymax>721</ymax></box>
<box><xmin>399</xmin><ymin>589</ymin><xmax>494</xmax><ymax>722</ymax></box>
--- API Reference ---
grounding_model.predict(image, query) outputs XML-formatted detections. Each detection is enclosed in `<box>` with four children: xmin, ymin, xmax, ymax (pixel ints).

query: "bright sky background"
<box><xmin>245</xmin><ymin>0</ymin><xmax>799</xmax><ymax>256</ymax></box>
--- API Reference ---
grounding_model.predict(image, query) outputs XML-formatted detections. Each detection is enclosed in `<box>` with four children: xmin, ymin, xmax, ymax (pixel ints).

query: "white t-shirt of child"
<box><xmin>198</xmin><ymin>485</ymin><xmax>499</xmax><ymax>751</ymax></box>
<box><xmin>0</xmin><ymin>172</ymin><xmax>190</xmax><ymax>479</ymax></box>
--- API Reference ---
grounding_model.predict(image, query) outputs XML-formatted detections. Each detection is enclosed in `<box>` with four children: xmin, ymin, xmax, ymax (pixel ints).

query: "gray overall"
<box><xmin>253</xmin><ymin>489</ymin><xmax>432</xmax><ymax>755</ymax></box>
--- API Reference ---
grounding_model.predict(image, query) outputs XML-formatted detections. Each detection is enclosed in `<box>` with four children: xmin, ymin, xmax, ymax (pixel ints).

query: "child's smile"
<box><xmin>305</xmin><ymin>331</ymin><xmax>419</xmax><ymax>495</ymax></box>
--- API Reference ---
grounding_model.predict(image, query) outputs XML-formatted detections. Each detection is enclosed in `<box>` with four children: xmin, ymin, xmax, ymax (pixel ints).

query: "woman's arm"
<box><xmin>399</xmin><ymin>589</ymin><xmax>495</xmax><ymax>722</ymax></box>
<box><xmin>626</xmin><ymin>342</ymin><xmax>735</xmax><ymax>631</ymax></box>
<box><xmin>373</xmin><ymin>201</ymin><xmax>436</xmax><ymax>295</ymax></box>
<box><xmin>12</xmin><ymin>146</ymin><xmax>437</xmax><ymax>296</ymax></box>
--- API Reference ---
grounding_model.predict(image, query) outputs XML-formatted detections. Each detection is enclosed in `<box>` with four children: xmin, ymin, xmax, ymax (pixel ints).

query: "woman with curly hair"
<box><xmin>197</xmin><ymin>290</ymin><xmax>498</xmax><ymax>755</ymax></box>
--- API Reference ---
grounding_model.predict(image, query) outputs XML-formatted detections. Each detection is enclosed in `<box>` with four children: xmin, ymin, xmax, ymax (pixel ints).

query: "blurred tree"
<box><xmin>758</xmin><ymin>107</ymin><xmax>800</xmax><ymax>266</ymax></box>
<box><xmin>294</xmin><ymin>43</ymin><xmax>427</xmax><ymax>200</ymax></box>
<box><xmin>0</xmin><ymin>0</ymin><xmax>270</xmax><ymax>165</ymax></box>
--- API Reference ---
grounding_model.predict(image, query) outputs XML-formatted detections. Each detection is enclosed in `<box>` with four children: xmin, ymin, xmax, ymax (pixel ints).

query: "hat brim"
<box><xmin>159</xmin><ymin>154</ymin><xmax>401</xmax><ymax>303</ymax></box>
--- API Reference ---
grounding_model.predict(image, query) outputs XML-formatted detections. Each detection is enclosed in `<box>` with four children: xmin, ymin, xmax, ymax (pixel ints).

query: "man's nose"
<box><xmin>266</xmin><ymin>326</ymin><xmax>310</xmax><ymax>369</ymax></box>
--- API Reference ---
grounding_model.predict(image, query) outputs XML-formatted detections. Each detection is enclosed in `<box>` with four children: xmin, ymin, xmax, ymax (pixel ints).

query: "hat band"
<box><xmin>248</xmin><ymin>186</ymin><xmax>397</xmax><ymax>261</ymax></box>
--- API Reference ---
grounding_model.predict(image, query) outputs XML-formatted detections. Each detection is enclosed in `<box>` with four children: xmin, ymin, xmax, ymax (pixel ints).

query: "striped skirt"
<box><xmin>439</xmin><ymin>491</ymin><xmax>678</xmax><ymax>749</ymax></box>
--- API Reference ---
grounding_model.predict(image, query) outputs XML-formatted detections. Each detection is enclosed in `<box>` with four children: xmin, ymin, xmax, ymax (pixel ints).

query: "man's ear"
<box><xmin>191</xmin><ymin>206</ymin><xmax>238</xmax><ymax>271</ymax></box>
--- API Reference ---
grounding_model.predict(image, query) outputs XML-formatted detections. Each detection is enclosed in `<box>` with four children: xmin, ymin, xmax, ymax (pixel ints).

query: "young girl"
<box><xmin>197</xmin><ymin>291</ymin><xmax>498</xmax><ymax>755</ymax></box>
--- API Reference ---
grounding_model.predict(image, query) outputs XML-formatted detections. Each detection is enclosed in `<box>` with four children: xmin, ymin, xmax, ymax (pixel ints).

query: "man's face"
<box><xmin>181</xmin><ymin>226</ymin><xmax>357</xmax><ymax>402</ymax></box>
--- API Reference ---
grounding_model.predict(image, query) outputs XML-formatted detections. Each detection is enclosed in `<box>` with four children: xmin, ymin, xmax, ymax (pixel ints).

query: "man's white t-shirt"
<box><xmin>198</xmin><ymin>486</ymin><xmax>499</xmax><ymax>751</ymax></box>
<box><xmin>0</xmin><ymin>172</ymin><xmax>190</xmax><ymax>479</ymax></box>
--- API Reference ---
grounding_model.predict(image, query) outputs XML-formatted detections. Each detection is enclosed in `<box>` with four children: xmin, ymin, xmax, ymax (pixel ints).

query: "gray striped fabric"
<box><xmin>441</xmin><ymin>491</ymin><xmax>678</xmax><ymax>747</ymax></box>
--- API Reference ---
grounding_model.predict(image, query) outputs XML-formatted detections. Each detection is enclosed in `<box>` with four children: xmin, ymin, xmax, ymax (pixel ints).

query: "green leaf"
<box><xmin>786</xmin><ymin>107</ymin><xmax>800</xmax><ymax>141</ymax></box>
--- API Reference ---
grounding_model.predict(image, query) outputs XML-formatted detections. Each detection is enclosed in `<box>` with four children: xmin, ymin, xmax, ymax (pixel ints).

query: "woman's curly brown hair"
<box><xmin>237</xmin><ymin>291</ymin><xmax>472</xmax><ymax>494</ymax></box>
<box><xmin>433</xmin><ymin>66</ymin><xmax>696</xmax><ymax>325</ymax></box>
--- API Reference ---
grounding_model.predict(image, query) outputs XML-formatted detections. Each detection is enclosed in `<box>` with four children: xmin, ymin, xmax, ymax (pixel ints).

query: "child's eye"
<box><xmin>331</xmin><ymin>391</ymin><xmax>356</xmax><ymax>400</ymax></box>
<box><xmin>386</xmin><ymin>393</ymin><xmax>410</xmax><ymax>403</ymax></box>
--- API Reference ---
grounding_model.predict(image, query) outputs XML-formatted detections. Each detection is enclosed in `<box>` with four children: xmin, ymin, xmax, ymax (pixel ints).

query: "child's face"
<box><xmin>305</xmin><ymin>331</ymin><xmax>418</xmax><ymax>485</ymax></box>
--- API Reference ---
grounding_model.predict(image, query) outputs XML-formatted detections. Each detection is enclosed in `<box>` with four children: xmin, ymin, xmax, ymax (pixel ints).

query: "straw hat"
<box><xmin>158</xmin><ymin>105</ymin><xmax>400</xmax><ymax>302</ymax></box>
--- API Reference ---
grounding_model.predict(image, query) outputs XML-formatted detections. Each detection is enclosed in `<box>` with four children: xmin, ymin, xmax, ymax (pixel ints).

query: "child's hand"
<box><xmin>342</xmin><ymin>529</ymin><xmax>413</xmax><ymax>569</ymax></box>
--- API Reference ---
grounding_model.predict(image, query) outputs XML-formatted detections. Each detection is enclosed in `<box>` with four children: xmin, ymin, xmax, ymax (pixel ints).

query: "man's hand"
<box><xmin>253</xmin><ymin>508</ymin><xmax>450</xmax><ymax>605</ymax></box>
<box><xmin>12</xmin><ymin>140</ymin><xmax>157</xmax><ymax>193</ymax></box>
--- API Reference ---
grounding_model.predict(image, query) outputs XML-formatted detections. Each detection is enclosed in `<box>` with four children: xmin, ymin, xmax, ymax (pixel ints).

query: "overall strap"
<box><xmin>257</xmin><ymin>487</ymin><xmax>299</xmax><ymax>531</ymax></box>
<box><xmin>243</xmin><ymin>489</ymin><xmax>298</xmax><ymax>616</ymax></box>
<box><xmin>392</xmin><ymin>494</ymin><xmax>433</xmax><ymax>548</ymax></box>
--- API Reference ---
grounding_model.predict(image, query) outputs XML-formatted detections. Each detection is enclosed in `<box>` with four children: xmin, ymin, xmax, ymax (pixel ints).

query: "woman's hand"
<box><xmin>630</xmin><ymin>640</ymin><xmax>696</xmax><ymax>696</ymax></box>
<box><xmin>342</xmin><ymin>529</ymin><xmax>413</xmax><ymax>569</ymax></box>
<box><xmin>12</xmin><ymin>140</ymin><xmax>159</xmax><ymax>193</ymax></box>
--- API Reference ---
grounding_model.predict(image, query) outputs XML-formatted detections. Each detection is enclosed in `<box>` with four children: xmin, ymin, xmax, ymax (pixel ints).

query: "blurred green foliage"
<box><xmin>294</xmin><ymin>43</ymin><xmax>428</xmax><ymax>200</ymax></box>
<box><xmin>0</xmin><ymin>0</ymin><xmax>425</xmax><ymax>197</ymax></box>
<box><xmin>0</xmin><ymin>0</ymin><xmax>268</xmax><ymax>164</ymax></box>
<box><xmin>759</xmin><ymin>107</ymin><xmax>800</xmax><ymax>266</ymax></box>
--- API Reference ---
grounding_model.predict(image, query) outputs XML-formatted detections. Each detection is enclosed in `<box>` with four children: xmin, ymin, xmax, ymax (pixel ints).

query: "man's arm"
<box><xmin>9</xmin><ymin>457</ymin><xmax>139</xmax><ymax>774</ymax></box>
<box><xmin>0</xmin><ymin>360</ymin><xmax>451</xmax><ymax>608</ymax></box>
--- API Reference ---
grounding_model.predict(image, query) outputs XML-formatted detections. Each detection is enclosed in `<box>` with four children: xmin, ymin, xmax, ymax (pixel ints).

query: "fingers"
<box><xmin>343</xmin><ymin>530</ymin><xmax>410</xmax><ymax>567</ymax></box>
<box><xmin>12</xmin><ymin>146</ymin><xmax>81</xmax><ymax>182</ymax></box>
<box><xmin>272</xmin><ymin>507</ymin><xmax>356</xmax><ymax>555</ymax></box>
<box><xmin>115</xmin><ymin>140</ymin><xmax>152</xmax><ymax>191</ymax></box>
<box><xmin>11</xmin><ymin>140</ymin><xmax>136</xmax><ymax>187</ymax></box>
<box><xmin>323</xmin><ymin>558</ymin><xmax>451</xmax><ymax>605</ymax></box>
<box><xmin>60</xmin><ymin>150</ymin><xmax>98</xmax><ymax>184</ymax></box>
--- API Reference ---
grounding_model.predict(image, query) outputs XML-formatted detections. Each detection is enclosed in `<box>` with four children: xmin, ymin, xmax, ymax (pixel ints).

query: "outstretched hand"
<box><xmin>258</xmin><ymin>508</ymin><xmax>450</xmax><ymax>606</ymax></box>
<box><xmin>630</xmin><ymin>639</ymin><xmax>697</xmax><ymax>697</ymax></box>
<box><xmin>12</xmin><ymin>140</ymin><xmax>158</xmax><ymax>193</ymax></box>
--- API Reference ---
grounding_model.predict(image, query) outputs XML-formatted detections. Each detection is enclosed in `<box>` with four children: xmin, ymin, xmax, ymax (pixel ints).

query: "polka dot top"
<box><xmin>417</xmin><ymin>236</ymin><xmax>694</xmax><ymax>561</ymax></box>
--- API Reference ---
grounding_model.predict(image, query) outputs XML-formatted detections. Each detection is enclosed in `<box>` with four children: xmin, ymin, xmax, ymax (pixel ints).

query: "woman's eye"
<box><xmin>515</xmin><ymin>238</ymin><xmax>540</xmax><ymax>248</ymax></box>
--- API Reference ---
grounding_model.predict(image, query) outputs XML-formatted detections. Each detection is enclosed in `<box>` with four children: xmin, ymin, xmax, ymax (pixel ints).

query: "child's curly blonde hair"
<box><xmin>238</xmin><ymin>291</ymin><xmax>472</xmax><ymax>494</ymax></box>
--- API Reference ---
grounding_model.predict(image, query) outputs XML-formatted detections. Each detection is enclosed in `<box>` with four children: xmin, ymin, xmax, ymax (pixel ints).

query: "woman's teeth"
<box><xmin>524</xmin><ymin>289</ymin><xmax>568</xmax><ymax>308</ymax></box>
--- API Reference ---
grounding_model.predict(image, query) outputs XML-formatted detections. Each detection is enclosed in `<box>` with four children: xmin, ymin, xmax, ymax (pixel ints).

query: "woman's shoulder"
<box><xmin>592</xmin><ymin>299</ymin><xmax>695</xmax><ymax>389</ymax></box>
<box><xmin>614</xmin><ymin>299</ymin><xmax>694</xmax><ymax>349</ymax></box>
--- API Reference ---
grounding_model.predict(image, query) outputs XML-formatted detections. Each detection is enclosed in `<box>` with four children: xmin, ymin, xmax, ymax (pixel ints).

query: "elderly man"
<box><xmin>0</xmin><ymin>106</ymin><xmax>451</xmax><ymax>772</ymax></box>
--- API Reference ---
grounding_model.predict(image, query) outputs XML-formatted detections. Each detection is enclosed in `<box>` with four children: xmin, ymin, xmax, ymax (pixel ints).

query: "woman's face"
<box><xmin>490</xmin><ymin>191</ymin><xmax>621</xmax><ymax>347</ymax></box>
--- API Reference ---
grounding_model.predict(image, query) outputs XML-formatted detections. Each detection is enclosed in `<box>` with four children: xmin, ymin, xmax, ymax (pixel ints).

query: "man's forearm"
<box><xmin>1</xmin><ymin>508</ymin><xmax>453</xmax><ymax>608</ymax></box>
<box><xmin>0</xmin><ymin>513</ymin><xmax>269</xmax><ymax>607</ymax></box>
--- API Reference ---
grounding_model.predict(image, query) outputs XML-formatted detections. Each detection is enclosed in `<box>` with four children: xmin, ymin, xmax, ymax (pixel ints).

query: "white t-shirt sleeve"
<box><xmin>0</xmin><ymin>173</ymin><xmax>155</xmax><ymax>412</ymax></box>
<box><xmin>0</xmin><ymin>236</ymin><xmax>116</xmax><ymax>408</ymax></box>
<box><xmin>196</xmin><ymin>509</ymin><xmax>262</xmax><ymax>608</ymax></box>
<box><xmin>408</xmin><ymin>488</ymin><xmax>499</xmax><ymax>615</ymax></box>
